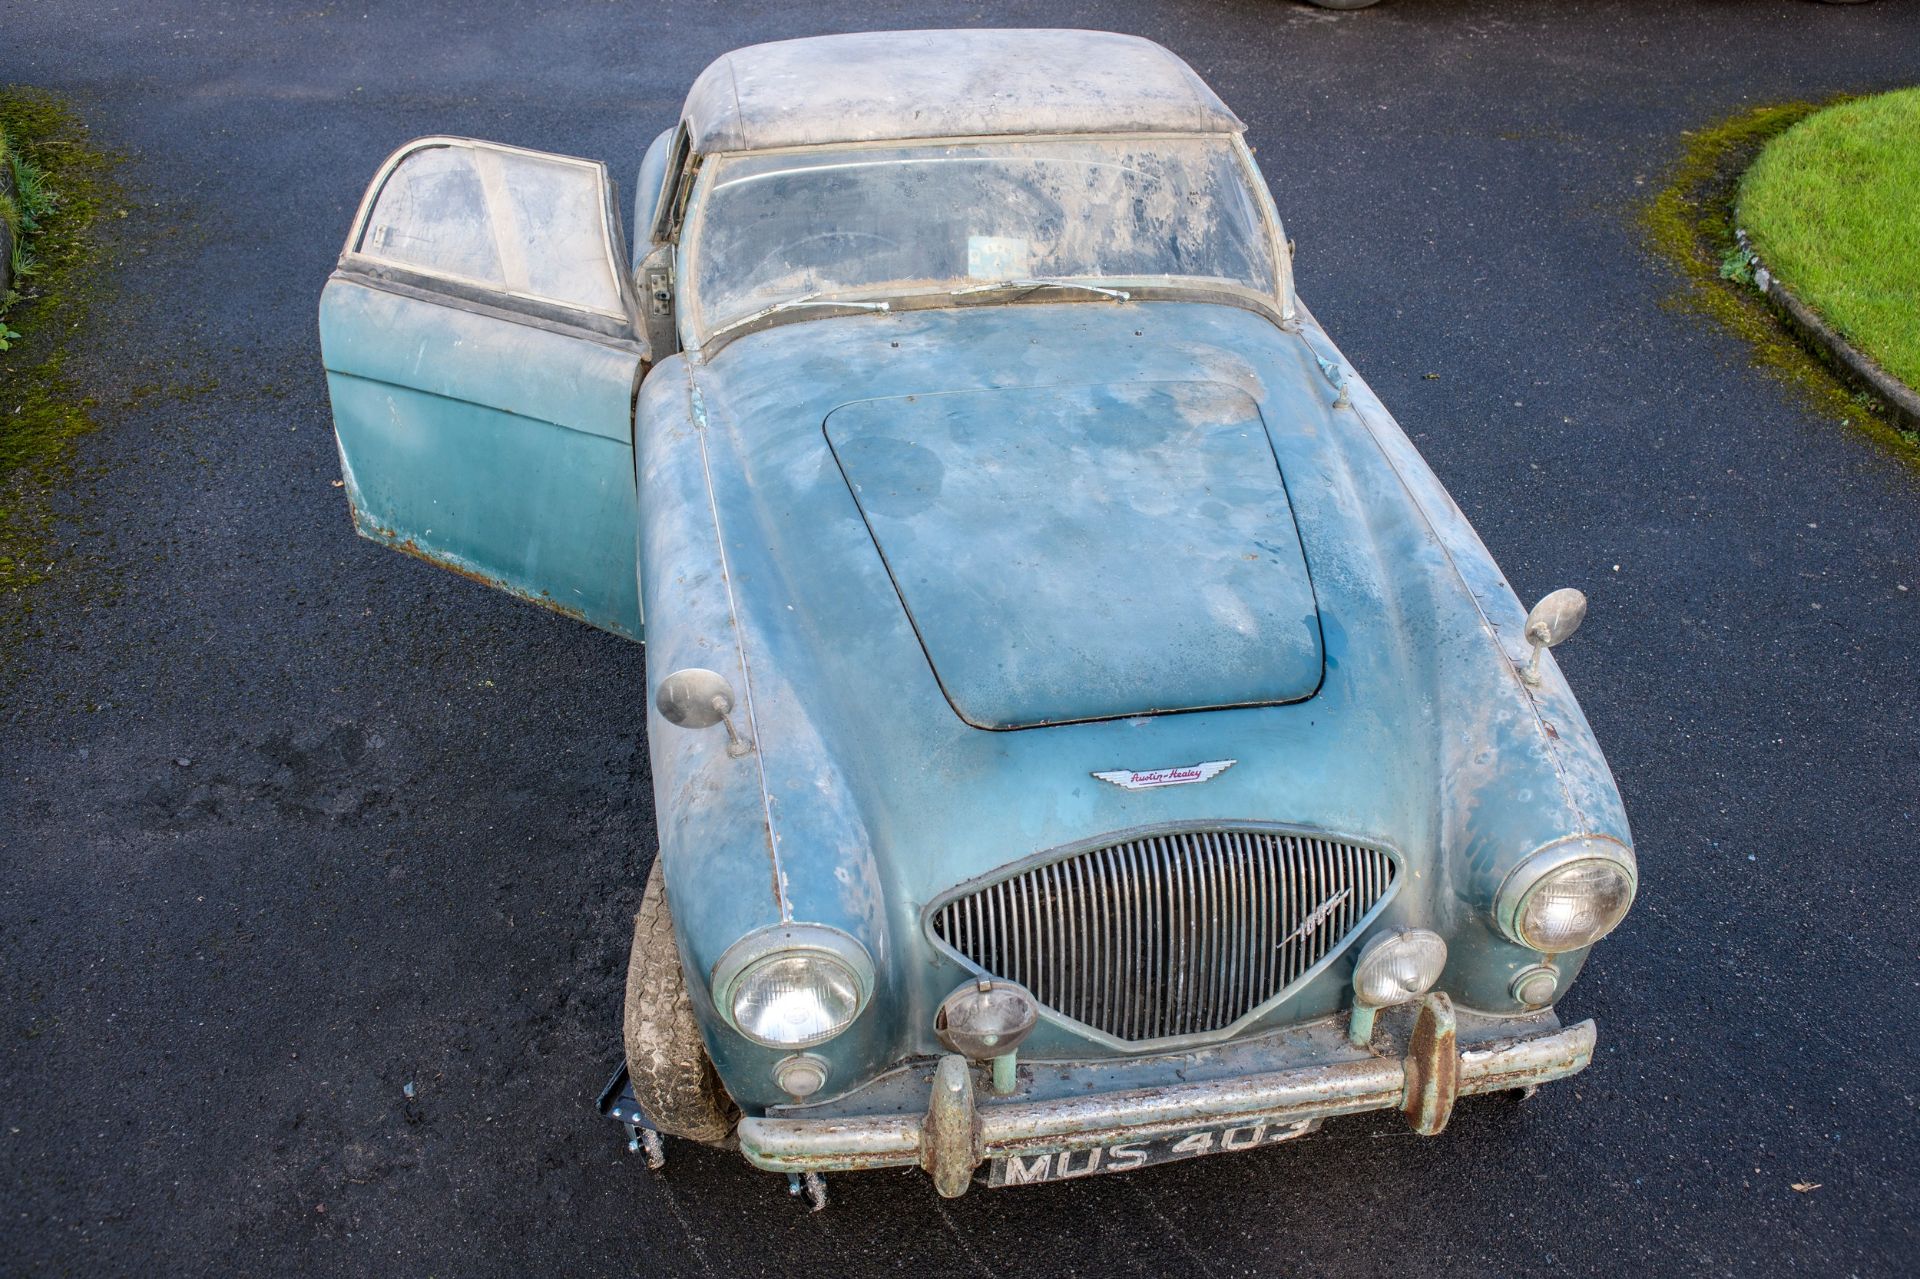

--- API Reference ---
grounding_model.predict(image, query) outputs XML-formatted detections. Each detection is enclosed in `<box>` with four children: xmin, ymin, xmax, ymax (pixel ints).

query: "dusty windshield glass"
<box><xmin>686</xmin><ymin>136</ymin><xmax>1278</xmax><ymax>338</ymax></box>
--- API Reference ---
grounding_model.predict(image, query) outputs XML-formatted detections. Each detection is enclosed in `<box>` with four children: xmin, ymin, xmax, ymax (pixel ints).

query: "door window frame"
<box><xmin>339</xmin><ymin>136</ymin><xmax>641</xmax><ymax>338</ymax></box>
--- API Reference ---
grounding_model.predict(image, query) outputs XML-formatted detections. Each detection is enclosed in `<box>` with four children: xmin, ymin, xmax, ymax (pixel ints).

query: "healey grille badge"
<box><xmin>1092</xmin><ymin>760</ymin><xmax>1236</xmax><ymax>790</ymax></box>
<box><xmin>1280</xmin><ymin>889</ymin><xmax>1352</xmax><ymax>948</ymax></box>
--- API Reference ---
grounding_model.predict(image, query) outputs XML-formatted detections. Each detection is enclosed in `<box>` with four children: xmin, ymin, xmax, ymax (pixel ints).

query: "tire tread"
<box><xmin>623</xmin><ymin>859</ymin><xmax>737</xmax><ymax>1144</ymax></box>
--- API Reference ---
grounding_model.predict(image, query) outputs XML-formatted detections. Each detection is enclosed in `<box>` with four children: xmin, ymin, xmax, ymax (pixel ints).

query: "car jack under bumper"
<box><xmin>736</xmin><ymin>994</ymin><xmax>1596</xmax><ymax>1198</ymax></box>
<box><xmin>598</xmin><ymin>1066</ymin><xmax>831</xmax><ymax>1210</ymax></box>
<box><xmin>597</xmin><ymin>1068</ymin><xmax>668</xmax><ymax>1170</ymax></box>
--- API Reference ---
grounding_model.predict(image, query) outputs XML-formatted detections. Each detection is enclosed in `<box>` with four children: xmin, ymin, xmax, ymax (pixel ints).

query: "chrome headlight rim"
<box><xmin>1494</xmin><ymin>835</ymin><xmax>1638</xmax><ymax>954</ymax></box>
<box><xmin>710</xmin><ymin>923</ymin><xmax>875</xmax><ymax>1049</ymax></box>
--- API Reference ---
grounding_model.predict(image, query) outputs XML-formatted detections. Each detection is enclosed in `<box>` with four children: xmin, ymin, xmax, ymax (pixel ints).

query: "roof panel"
<box><xmin>683</xmin><ymin>29</ymin><xmax>1244</xmax><ymax>153</ymax></box>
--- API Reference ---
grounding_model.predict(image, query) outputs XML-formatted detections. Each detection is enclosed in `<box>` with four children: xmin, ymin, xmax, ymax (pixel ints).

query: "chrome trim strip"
<box><xmin>688</xmin><ymin>377</ymin><xmax>788</xmax><ymax>919</ymax></box>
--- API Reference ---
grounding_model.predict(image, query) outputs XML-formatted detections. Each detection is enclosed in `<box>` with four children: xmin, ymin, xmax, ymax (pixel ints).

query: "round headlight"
<box><xmin>1498</xmin><ymin>839</ymin><xmax>1636</xmax><ymax>953</ymax></box>
<box><xmin>712</xmin><ymin>925</ymin><xmax>874</xmax><ymax>1049</ymax></box>
<box><xmin>732</xmin><ymin>954</ymin><xmax>862</xmax><ymax>1046</ymax></box>
<box><xmin>1352</xmin><ymin>928</ymin><xmax>1448</xmax><ymax>1008</ymax></box>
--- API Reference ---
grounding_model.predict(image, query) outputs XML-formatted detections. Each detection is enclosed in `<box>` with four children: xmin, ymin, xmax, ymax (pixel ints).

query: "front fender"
<box><xmin>637</xmin><ymin>358</ymin><xmax>895</xmax><ymax>1109</ymax></box>
<box><xmin>1296</xmin><ymin>306</ymin><xmax>1634</xmax><ymax>1011</ymax></box>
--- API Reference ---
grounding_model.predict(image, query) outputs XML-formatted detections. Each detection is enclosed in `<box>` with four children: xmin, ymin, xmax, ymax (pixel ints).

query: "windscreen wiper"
<box><xmin>709</xmin><ymin>291</ymin><xmax>892</xmax><ymax>339</ymax></box>
<box><xmin>950</xmin><ymin>278</ymin><xmax>1131</xmax><ymax>301</ymax></box>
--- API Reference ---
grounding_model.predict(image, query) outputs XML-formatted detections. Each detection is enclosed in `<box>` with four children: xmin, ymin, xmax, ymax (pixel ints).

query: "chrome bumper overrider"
<box><xmin>738</xmin><ymin>994</ymin><xmax>1596</xmax><ymax>1197</ymax></box>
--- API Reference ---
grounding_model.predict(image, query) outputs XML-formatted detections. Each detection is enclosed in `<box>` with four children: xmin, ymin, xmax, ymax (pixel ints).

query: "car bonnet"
<box><xmin>824</xmin><ymin>379</ymin><xmax>1323</xmax><ymax>729</ymax></box>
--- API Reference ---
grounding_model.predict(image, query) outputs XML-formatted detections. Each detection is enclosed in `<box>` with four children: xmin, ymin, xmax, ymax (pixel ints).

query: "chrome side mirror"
<box><xmin>655</xmin><ymin>667</ymin><xmax>753</xmax><ymax>757</ymax></box>
<box><xmin>1521</xmin><ymin>588</ymin><xmax>1587</xmax><ymax>686</ymax></box>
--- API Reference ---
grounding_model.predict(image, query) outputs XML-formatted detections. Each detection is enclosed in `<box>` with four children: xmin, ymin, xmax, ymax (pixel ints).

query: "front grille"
<box><xmin>930</xmin><ymin>828</ymin><xmax>1396</xmax><ymax>1043</ymax></box>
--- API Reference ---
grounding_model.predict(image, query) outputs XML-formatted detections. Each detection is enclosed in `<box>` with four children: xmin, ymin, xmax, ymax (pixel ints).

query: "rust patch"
<box><xmin>921</xmin><ymin>1054</ymin><xmax>981</xmax><ymax>1198</ymax></box>
<box><xmin>1401</xmin><ymin>992</ymin><xmax>1459</xmax><ymax>1136</ymax></box>
<box><xmin>367</xmin><ymin>526</ymin><xmax>594</xmax><ymax>626</ymax></box>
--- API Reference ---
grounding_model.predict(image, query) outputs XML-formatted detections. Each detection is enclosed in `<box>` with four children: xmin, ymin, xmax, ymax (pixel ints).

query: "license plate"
<box><xmin>986</xmin><ymin>1117</ymin><xmax>1320</xmax><ymax>1187</ymax></box>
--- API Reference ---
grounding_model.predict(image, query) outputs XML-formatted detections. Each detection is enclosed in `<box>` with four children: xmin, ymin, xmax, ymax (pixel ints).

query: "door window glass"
<box><xmin>354</xmin><ymin>141</ymin><xmax>626</xmax><ymax>318</ymax></box>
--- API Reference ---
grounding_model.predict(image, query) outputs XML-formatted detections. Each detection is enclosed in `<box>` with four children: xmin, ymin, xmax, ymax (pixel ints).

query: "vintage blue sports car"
<box><xmin>318</xmin><ymin>29</ymin><xmax>1636</xmax><ymax>1204</ymax></box>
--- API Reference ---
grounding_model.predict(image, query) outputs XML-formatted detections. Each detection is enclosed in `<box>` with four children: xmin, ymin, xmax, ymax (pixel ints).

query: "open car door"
<box><xmin>319</xmin><ymin>137</ymin><xmax>645</xmax><ymax>639</ymax></box>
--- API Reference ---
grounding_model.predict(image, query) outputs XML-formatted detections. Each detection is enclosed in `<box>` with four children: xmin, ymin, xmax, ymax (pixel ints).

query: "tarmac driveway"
<box><xmin>3</xmin><ymin>2</ymin><xmax>1917</xmax><ymax>1274</ymax></box>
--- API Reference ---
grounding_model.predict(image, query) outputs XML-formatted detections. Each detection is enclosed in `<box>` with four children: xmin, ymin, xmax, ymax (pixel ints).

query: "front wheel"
<box><xmin>623</xmin><ymin>858</ymin><xmax>737</xmax><ymax>1143</ymax></box>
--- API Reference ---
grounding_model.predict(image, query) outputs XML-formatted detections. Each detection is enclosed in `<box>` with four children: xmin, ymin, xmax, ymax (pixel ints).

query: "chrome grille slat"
<box><xmin>1223</xmin><ymin>832</ymin><xmax>1241</xmax><ymax>1030</ymax></box>
<box><xmin>1234</xmin><ymin>834</ymin><xmax>1252</xmax><ymax>1025</ymax></box>
<box><xmin>1071</xmin><ymin>853</ymin><xmax>1090</xmax><ymax>1027</ymax></box>
<box><xmin>932</xmin><ymin>829</ymin><xmax>1396</xmax><ymax>1044</ymax></box>
<box><xmin>1179</xmin><ymin>835</ymin><xmax>1199</xmax><ymax>1037</ymax></box>
<box><xmin>1099</xmin><ymin>845</ymin><xmax>1117</xmax><ymax>1033</ymax></box>
<box><xmin>1210</xmin><ymin>833</ymin><xmax>1228</xmax><ymax>1031</ymax></box>
<box><xmin>1199</xmin><ymin>834</ymin><xmax>1216</xmax><ymax>1035</ymax></box>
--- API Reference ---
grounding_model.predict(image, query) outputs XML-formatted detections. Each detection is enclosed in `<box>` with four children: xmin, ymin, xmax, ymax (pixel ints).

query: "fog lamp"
<box><xmin>1348</xmin><ymin>929</ymin><xmax>1447</xmax><ymax>1045</ymax></box>
<box><xmin>1354</xmin><ymin>929</ymin><xmax>1448</xmax><ymax>1007</ymax></box>
<box><xmin>936</xmin><ymin>980</ymin><xmax>1037</xmax><ymax>1095</ymax></box>
<box><xmin>936</xmin><ymin>979</ymin><xmax>1037</xmax><ymax>1058</ymax></box>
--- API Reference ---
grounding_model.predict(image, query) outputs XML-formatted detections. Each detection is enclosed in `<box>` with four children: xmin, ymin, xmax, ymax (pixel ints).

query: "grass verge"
<box><xmin>1737</xmin><ymin>87</ymin><xmax>1920</xmax><ymax>394</ymax></box>
<box><xmin>2</xmin><ymin>102</ymin><xmax>85</xmax><ymax>348</ymax></box>
<box><xmin>1640</xmin><ymin>98</ymin><xmax>1918</xmax><ymax>458</ymax></box>
<box><xmin>0</xmin><ymin>89</ymin><xmax>118</xmax><ymax>639</ymax></box>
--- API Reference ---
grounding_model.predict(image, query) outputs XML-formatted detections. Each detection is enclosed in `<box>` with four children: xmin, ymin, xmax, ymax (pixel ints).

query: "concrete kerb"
<box><xmin>1738</xmin><ymin>229</ymin><xmax>1920</xmax><ymax>432</ymax></box>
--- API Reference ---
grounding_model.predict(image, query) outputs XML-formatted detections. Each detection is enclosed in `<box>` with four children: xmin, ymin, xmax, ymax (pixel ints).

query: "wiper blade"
<box><xmin>710</xmin><ymin>292</ymin><xmax>891</xmax><ymax>339</ymax></box>
<box><xmin>771</xmin><ymin>294</ymin><xmax>892</xmax><ymax>316</ymax></box>
<box><xmin>950</xmin><ymin>278</ymin><xmax>1131</xmax><ymax>301</ymax></box>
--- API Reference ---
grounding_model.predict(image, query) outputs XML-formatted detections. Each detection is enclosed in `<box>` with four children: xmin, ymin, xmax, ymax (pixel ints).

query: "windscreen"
<box><xmin>686</xmin><ymin>136</ymin><xmax>1278</xmax><ymax>337</ymax></box>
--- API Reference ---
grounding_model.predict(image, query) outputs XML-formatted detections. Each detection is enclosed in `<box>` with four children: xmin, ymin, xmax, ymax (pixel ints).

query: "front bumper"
<box><xmin>738</xmin><ymin>994</ymin><xmax>1595</xmax><ymax>1196</ymax></box>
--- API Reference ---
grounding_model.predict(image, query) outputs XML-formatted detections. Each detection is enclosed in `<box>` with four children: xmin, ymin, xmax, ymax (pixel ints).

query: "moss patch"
<box><xmin>0</xmin><ymin>126</ymin><xmax>17</xmax><ymax>240</ymax></box>
<box><xmin>1639</xmin><ymin>98</ymin><xmax>1919</xmax><ymax>458</ymax></box>
<box><xmin>0</xmin><ymin>89</ymin><xmax>119</xmax><ymax>662</ymax></box>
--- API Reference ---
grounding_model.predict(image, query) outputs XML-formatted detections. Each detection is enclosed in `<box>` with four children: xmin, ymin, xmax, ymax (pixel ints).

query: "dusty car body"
<box><xmin>318</xmin><ymin>29</ymin><xmax>1636</xmax><ymax>1200</ymax></box>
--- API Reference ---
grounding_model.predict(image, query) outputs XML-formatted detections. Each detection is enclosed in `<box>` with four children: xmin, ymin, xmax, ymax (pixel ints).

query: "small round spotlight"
<box><xmin>935</xmin><ymin>980</ymin><xmax>1038</xmax><ymax>1060</ymax></box>
<box><xmin>1511</xmin><ymin>965</ymin><xmax>1559</xmax><ymax>1009</ymax></box>
<box><xmin>773</xmin><ymin>1053</ymin><xmax>830</xmax><ymax>1100</ymax></box>
<box><xmin>1352</xmin><ymin>929</ymin><xmax>1448</xmax><ymax>1008</ymax></box>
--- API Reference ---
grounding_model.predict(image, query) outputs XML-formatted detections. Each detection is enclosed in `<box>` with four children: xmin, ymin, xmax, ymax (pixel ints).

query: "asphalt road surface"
<box><xmin>5</xmin><ymin>2</ymin><xmax>1918</xmax><ymax>1275</ymax></box>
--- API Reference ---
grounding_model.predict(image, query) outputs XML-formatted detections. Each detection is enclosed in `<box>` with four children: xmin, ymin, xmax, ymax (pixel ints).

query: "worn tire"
<box><xmin>623</xmin><ymin>858</ymin><xmax>737</xmax><ymax>1143</ymax></box>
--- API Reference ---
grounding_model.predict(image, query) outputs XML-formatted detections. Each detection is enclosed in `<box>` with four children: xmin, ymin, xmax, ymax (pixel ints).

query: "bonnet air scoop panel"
<box><xmin>825</xmin><ymin>380</ymin><xmax>1323</xmax><ymax>730</ymax></box>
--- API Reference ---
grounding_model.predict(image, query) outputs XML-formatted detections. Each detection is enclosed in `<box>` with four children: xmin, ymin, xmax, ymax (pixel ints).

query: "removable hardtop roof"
<box><xmin>680</xmin><ymin>29</ymin><xmax>1244</xmax><ymax>154</ymax></box>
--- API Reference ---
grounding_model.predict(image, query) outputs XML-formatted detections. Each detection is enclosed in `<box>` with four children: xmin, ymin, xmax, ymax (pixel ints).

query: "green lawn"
<box><xmin>1739</xmin><ymin>87</ymin><xmax>1920</xmax><ymax>391</ymax></box>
